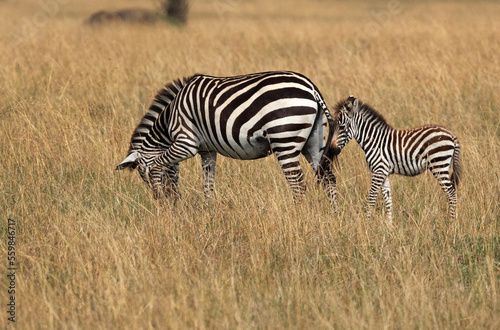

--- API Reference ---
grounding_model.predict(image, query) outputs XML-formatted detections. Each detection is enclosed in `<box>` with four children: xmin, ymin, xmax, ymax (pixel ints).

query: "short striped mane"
<box><xmin>333</xmin><ymin>97</ymin><xmax>350</xmax><ymax>114</ymax></box>
<box><xmin>129</xmin><ymin>75</ymin><xmax>196</xmax><ymax>152</ymax></box>
<box><xmin>334</xmin><ymin>97</ymin><xmax>392</xmax><ymax>129</ymax></box>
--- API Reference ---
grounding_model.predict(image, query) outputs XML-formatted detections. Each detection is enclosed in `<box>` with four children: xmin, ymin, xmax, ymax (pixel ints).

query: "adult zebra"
<box><xmin>116</xmin><ymin>71</ymin><xmax>338</xmax><ymax>205</ymax></box>
<box><xmin>331</xmin><ymin>96</ymin><xmax>461</xmax><ymax>221</ymax></box>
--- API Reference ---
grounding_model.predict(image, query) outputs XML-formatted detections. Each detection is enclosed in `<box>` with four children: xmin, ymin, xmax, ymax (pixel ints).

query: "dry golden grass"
<box><xmin>1</xmin><ymin>0</ymin><xmax>499</xmax><ymax>328</ymax></box>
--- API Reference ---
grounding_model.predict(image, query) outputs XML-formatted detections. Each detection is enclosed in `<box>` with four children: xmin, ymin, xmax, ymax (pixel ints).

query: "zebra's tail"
<box><xmin>313</xmin><ymin>89</ymin><xmax>338</xmax><ymax>176</ymax></box>
<box><xmin>451</xmin><ymin>136</ymin><xmax>461</xmax><ymax>187</ymax></box>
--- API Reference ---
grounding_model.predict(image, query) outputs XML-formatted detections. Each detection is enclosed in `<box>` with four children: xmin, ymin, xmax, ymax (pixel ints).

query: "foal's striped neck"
<box><xmin>354</xmin><ymin>102</ymin><xmax>393</xmax><ymax>148</ymax></box>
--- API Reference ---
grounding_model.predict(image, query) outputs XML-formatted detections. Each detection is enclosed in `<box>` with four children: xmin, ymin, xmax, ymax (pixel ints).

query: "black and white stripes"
<box><xmin>332</xmin><ymin>96</ymin><xmax>461</xmax><ymax>221</ymax></box>
<box><xmin>116</xmin><ymin>71</ymin><xmax>337</xmax><ymax>205</ymax></box>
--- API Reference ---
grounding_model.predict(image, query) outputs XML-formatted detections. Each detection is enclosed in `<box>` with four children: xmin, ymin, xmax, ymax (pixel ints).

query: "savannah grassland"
<box><xmin>0</xmin><ymin>0</ymin><xmax>499</xmax><ymax>328</ymax></box>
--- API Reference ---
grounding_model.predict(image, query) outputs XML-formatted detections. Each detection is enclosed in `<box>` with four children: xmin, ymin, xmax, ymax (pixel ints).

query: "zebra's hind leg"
<box><xmin>367</xmin><ymin>171</ymin><xmax>388</xmax><ymax>220</ymax></box>
<box><xmin>430</xmin><ymin>167</ymin><xmax>457</xmax><ymax>221</ymax></box>
<box><xmin>200</xmin><ymin>151</ymin><xmax>217</xmax><ymax>200</ymax></box>
<box><xmin>273</xmin><ymin>151</ymin><xmax>306</xmax><ymax>203</ymax></box>
<box><xmin>302</xmin><ymin>115</ymin><xmax>337</xmax><ymax>207</ymax></box>
<box><xmin>283</xmin><ymin>167</ymin><xmax>306</xmax><ymax>203</ymax></box>
<box><xmin>303</xmin><ymin>150</ymin><xmax>337</xmax><ymax>208</ymax></box>
<box><xmin>381</xmin><ymin>177</ymin><xmax>393</xmax><ymax>225</ymax></box>
<box><xmin>444</xmin><ymin>184</ymin><xmax>457</xmax><ymax>221</ymax></box>
<box><xmin>318</xmin><ymin>163</ymin><xmax>337</xmax><ymax>208</ymax></box>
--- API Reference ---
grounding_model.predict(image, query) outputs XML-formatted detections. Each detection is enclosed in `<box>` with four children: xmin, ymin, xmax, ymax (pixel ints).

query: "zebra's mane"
<box><xmin>334</xmin><ymin>97</ymin><xmax>392</xmax><ymax>128</ymax></box>
<box><xmin>128</xmin><ymin>75</ymin><xmax>197</xmax><ymax>152</ymax></box>
<box><xmin>333</xmin><ymin>97</ymin><xmax>351</xmax><ymax>114</ymax></box>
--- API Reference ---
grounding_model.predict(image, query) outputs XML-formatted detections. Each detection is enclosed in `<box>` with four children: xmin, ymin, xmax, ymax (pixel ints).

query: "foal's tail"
<box><xmin>451</xmin><ymin>136</ymin><xmax>461</xmax><ymax>187</ymax></box>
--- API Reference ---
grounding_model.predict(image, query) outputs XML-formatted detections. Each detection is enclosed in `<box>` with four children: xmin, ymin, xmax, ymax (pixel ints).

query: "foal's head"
<box><xmin>331</xmin><ymin>95</ymin><xmax>360</xmax><ymax>153</ymax></box>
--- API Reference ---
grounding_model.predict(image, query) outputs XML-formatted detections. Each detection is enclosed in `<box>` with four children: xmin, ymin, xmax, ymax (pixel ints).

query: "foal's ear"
<box><xmin>115</xmin><ymin>152</ymin><xmax>141</xmax><ymax>170</ymax></box>
<box><xmin>346</xmin><ymin>95</ymin><xmax>359</xmax><ymax>112</ymax></box>
<box><xmin>352</xmin><ymin>97</ymin><xmax>359</xmax><ymax>110</ymax></box>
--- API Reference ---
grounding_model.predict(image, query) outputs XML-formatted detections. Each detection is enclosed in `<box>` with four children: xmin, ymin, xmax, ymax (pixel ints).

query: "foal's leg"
<box><xmin>367</xmin><ymin>171</ymin><xmax>388</xmax><ymax>220</ymax></box>
<box><xmin>200</xmin><ymin>151</ymin><xmax>217</xmax><ymax>199</ymax></box>
<box><xmin>429</xmin><ymin>165</ymin><xmax>457</xmax><ymax>220</ymax></box>
<box><xmin>381</xmin><ymin>177</ymin><xmax>393</xmax><ymax>224</ymax></box>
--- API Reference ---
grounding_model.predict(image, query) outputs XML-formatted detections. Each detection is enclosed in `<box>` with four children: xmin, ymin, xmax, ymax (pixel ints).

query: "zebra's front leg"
<box><xmin>152</xmin><ymin>138</ymin><xmax>199</xmax><ymax>197</ymax></box>
<box><xmin>161</xmin><ymin>164</ymin><xmax>180</xmax><ymax>198</ymax></box>
<box><xmin>381</xmin><ymin>177</ymin><xmax>393</xmax><ymax>224</ymax></box>
<box><xmin>367</xmin><ymin>171</ymin><xmax>388</xmax><ymax>220</ymax></box>
<box><xmin>200</xmin><ymin>151</ymin><xmax>217</xmax><ymax>200</ymax></box>
<box><xmin>149</xmin><ymin>167</ymin><xmax>165</xmax><ymax>200</ymax></box>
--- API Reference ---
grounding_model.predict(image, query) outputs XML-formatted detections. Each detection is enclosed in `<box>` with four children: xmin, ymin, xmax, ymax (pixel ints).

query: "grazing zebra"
<box><xmin>116</xmin><ymin>71</ymin><xmax>338</xmax><ymax>205</ymax></box>
<box><xmin>331</xmin><ymin>96</ymin><xmax>461</xmax><ymax>221</ymax></box>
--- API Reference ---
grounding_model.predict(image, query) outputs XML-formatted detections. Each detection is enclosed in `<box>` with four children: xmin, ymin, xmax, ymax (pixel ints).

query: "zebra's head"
<box><xmin>115</xmin><ymin>151</ymin><xmax>153</xmax><ymax>184</ymax></box>
<box><xmin>332</xmin><ymin>95</ymin><xmax>359</xmax><ymax>152</ymax></box>
<box><xmin>115</xmin><ymin>151</ymin><xmax>171</xmax><ymax>199</ymax></box>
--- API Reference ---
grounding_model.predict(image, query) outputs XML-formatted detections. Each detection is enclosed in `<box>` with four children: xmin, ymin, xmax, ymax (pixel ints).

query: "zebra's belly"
<box><xmin>243</xmin><ymin>135</ymin><xmax>272</xmax><ymax>159</ymax></box>
<box><xmin>392</xmin><ymin>160</ymin><xmax>427</xmax><ymax>176</ymax></box>
<box><xmin>199</xmin><ymin>135</ymin><xmax>272</xmax><ymax>160</ymax></box>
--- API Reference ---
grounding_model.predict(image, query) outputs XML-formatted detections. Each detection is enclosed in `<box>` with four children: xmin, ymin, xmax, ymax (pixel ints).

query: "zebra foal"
<box><xmin>331</xmin><ymin>96</ymin><xmax>461</xmax><ymax>222</ymax></box>
<box><xmin>116</xmin><ymin>71</ymin><xmax>338</xmax><ymax>205</ymax></box>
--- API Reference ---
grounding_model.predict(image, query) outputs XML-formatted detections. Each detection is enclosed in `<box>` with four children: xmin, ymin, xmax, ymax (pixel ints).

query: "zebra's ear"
<box><xmin>352</xmin><ymin>97</ymin><xmax>359</xmax><ymax>110</ymax></box>
<box><xmin>346</xmin><ymin>95</ymin><xmax>358</xmax><ymax>112</ymax></box>
<box><xmin>115</xmin><ymin>152</ymin><xmax>140</xmax><ymax>170</ymax></box>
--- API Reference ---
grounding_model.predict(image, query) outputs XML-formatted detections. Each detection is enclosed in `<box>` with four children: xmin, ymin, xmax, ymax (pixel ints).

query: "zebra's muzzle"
<box><xmin>332</xmin><ymin>147</ymin><xmax>342</xmax><ymax>156</ymax></box>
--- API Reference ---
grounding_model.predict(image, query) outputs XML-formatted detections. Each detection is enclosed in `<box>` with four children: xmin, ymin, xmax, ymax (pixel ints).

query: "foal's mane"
<box><xmin>334</xmin><ymin>97</ymin><xmax>392</xmax><ymax>128</ymax></box>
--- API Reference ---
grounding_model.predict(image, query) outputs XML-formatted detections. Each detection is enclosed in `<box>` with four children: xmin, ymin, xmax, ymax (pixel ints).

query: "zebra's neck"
<box><xmin>133</xmin><ymin>147</ymin><xmax>164</xmax><ymax>162</ymax></box>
